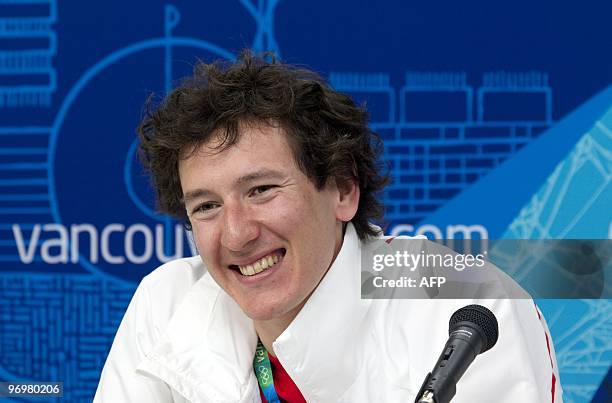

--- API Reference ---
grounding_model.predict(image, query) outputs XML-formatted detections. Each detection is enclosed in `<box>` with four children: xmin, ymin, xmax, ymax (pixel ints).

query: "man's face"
<box><xmin>179</xmin><ymin>123</ymin><xmax>353</xmax><ymax>322</ymax></box>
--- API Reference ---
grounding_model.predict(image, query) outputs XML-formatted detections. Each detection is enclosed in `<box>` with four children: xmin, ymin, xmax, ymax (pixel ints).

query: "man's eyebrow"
<box><xmin>234</xmin><ymin>169</ymin><xmax>286</xmax><ymax>186</ymax></box>
<box><xmin>182</xmin><ymin>169</ymin><xmax>286</xmax><ymax>204</ymax></box>
<box><xmin>182</xmin><ymin>189</ymin><xmax>214</xmax><ymax>205</ymax></box>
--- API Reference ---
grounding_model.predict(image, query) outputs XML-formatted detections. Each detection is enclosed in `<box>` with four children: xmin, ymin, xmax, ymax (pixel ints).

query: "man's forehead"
<box><xmin>179</xmin><ymin>123</ymin><xmax>302</xmax><ymax>201</ymax></box>
<box><xmin>183</xmin><ymin>121</ymin><xmax>290</xmax><ymax>157</ymax></box>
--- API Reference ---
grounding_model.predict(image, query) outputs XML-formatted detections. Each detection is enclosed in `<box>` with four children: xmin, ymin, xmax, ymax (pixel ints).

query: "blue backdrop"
<box><xmin>0</xmin><ymin>1</ymin><xmax>610</xmax><ymax>401</ymax></box>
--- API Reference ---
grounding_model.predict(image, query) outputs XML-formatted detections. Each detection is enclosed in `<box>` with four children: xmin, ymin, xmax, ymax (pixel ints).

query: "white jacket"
<box><xmin>95</xmin><ymin>224</ymin><xmax>562</xmax><ymax>402</ymax></box>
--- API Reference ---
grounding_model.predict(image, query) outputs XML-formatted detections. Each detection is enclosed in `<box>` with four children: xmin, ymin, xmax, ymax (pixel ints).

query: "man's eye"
<box><xmin>193</xmin><ymin>202</ymin><xmax>219</xmax><ymax>214</ymax></box>
<box><xmin>250</xmin><ymin>185</ymin><xmax>276</xmax><ymax>196</ymax></box>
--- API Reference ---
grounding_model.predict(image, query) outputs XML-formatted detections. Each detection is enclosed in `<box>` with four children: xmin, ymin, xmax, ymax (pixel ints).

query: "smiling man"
<box><xmin>179</xmin><ymin>123</ymin><xmax>358</xmax><ymax>356</ymax></box>
<box><xmin>95</xmin><ymin>53</ymin><xmax>562</xmax><ymax>403</ymax></box>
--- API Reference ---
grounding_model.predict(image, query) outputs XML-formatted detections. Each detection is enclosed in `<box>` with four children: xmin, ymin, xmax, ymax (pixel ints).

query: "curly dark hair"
<box><xmin>138</xmin><ymin>51</ymin><xmax>388</xmax><ymax>240</ymax></box>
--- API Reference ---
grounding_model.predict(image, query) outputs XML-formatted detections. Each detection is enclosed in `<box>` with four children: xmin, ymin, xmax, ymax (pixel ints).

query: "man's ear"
<box><xmin>335</xmin><ymin>178</ymin><xmax>360</xmax><ymax>222</ymax></box>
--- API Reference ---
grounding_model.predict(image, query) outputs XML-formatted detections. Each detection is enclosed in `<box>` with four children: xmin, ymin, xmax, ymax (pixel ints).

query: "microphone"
<box><xmin>414</xmin><ymin>304</ymin><xmax>499</xmax><ymax>403</ymax></box>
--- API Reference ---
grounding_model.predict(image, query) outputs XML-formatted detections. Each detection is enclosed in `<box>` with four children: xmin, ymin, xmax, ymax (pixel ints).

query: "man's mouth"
<box><xmin>230</xmin><ymin>249</ymin><xmax>286</xmax><ymax>276</ymax></box>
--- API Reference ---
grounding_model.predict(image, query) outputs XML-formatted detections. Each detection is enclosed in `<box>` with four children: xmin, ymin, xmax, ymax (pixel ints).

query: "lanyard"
<box><xmin>253</xmin><ymin>340</ymin><xmax>281</xmax><ymax>403</ymax></box>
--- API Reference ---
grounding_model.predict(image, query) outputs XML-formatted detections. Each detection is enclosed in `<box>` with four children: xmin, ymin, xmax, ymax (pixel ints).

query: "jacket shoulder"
<box><xmin>94</xmin><ymin>256</ymin><xmax>210</xmax><ymax>402</ymax></box>
<box><xmin>138</xmin><ymin>256</ymin><xmax>209</xmax><ymax>322</ymax></box>
<box><xmin>141</xmin><ymin>256</ymin><xmax>207</xmax><ymax>292</ymax></box>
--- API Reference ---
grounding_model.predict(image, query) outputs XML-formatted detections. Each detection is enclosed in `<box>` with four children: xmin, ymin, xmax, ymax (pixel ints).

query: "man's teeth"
<box><xmin>238</xmin><ymin>253</ymin><xmax>280</xmax><ymax>276</ymax></box>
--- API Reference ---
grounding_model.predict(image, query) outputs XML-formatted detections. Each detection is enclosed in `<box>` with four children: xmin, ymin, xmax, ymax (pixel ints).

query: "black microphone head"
<box><xmin>449</xmin><ymin>304</ymin><xmax>499</xmax><ymax>353</ymax></box>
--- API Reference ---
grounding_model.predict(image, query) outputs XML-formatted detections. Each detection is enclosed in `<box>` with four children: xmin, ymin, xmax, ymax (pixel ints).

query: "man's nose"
<box><xmin>220</xmin><ymin>202</ymin><xmax>259</xmax><ymax>252</ymax></box>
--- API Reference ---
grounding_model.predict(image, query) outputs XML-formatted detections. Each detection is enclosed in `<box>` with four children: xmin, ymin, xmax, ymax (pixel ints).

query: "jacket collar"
<box><xmin>272</xmin><ymin>223</ymin><xmax>370</xmax><ymax>401</ymax></box>
<box><xmin>137</xmin><ymin>223</ymin><xmax>368</xmax><ymax>402</ymax></box>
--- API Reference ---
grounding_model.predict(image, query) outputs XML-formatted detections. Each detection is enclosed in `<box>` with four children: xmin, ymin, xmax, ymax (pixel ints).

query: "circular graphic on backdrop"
<box><xmin>49</xmin><ymin>38</ymin><xmax>234</xmax><ymax>284</ymax></box>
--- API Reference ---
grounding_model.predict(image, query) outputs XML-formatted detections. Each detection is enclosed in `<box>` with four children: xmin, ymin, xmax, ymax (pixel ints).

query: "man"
<box><xmin>95</xmin><ymin>52</ymin><xmax>562</xmax><ymax>402</ymax></box>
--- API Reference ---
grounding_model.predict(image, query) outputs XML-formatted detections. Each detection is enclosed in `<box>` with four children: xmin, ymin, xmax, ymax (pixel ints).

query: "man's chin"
<box><xmin>240</xmin><ymin>301</ymin><xmax>300</xmax><ymax>324</ymax></box>
<box><xmin>243</xmin><ymin>306</ymin><xmax>286</xmax><ymax>322</ymax></box>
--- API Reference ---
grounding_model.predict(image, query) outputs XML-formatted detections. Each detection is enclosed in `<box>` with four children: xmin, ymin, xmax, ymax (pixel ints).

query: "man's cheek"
<box><xmin>193</xmin><ymin>231</ymin><xmax>216</xmax><ymax>264</ymax></box>
<box><xmin>265</xmin><ymin>203</ymin><xmax>301</xmax><ymax>226</ymax></box>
